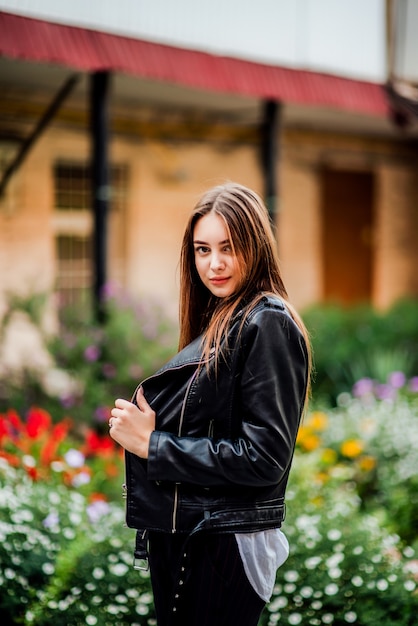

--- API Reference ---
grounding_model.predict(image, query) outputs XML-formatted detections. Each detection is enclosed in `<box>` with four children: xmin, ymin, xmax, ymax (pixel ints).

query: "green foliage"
<box><xmin>0</xmin><ymin>290</ymin><xmax>49</xmax><ymax>336</ymax></box>
<box><xmin>303</xmin><ymin>299</ymin><xmax>418</xmax><ymax>404</ymax></box>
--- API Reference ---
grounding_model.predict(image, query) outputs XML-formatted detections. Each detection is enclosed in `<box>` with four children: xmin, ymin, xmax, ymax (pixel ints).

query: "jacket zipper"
<box><xmin>171</xmin><ymin>368</ymin><xmax>199</xmax><ymax>533</ymax></box>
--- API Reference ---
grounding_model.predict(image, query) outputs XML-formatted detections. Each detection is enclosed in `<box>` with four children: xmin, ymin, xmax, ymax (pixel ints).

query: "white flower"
<box><xmin>324</xmin><ymin>583</ymin><xmax>339</xmax><ymax>596</ymax></box>
<box><xmin>300</xmin><ymin>586</ymin><xmax>314</xmax><ymax>598</ymax></box>
<box><xmin>284</xmin><ymin>570</ymin><xmax>299</xmax><ymax>582</ymax></box>
<box><xmin>376</xmin><ymin>579</ymin><xmax>389</xmax><ymax>591</ymax></box>
<box><xmin>327</xmin><ymin>529</ymin><xmax>342</xmax><ymax>541</ymax></box>
<box><xmin>305</xmin><ymin>556</ymin><xmax>322</xmax><ymax>570</ymax></box>
<box><xmin>136</xmin><ymin>603</ymin><xmax>151</xmax><ymax>615</ymax></box>
<box><xmin>344</xmin><ymin>611</ymin><xmax>357</xmax><ymax>623</ymax></box>
<box><xmin>115</xmin><ymin>594</ymin><xmax>128</xmax><ymax>604</ymax></box>
<box><xmin>311</xmin><ymin>600</ymin><xmax>322</xmax><ymax>610</ymax></box>
<box><xmin>71</xmin><ymin>471</ymin><xmax>91</xmax><ymax>488</ymax></box>
<box><xmin>326</xmin><ymin>553</ymin><xmax>344</xmax><ymax>568</ymax></box>
<box><xmin>404</xmin><ymin>580</ymin><xmax>416</xmax><ymax>592</ymax></box>
<box><xmin>64</xmin><ymin>449</ymin><xmax>85</xmax><ymax>469</ymax></box>
<box><xmin>51</xmin><ymin>461</ymin><xmax>65</xmax><ymax>473</ymax></box>
<box><xmin>109</xmin><ymin>563</ymin><xmax>129</xmax><ymax>577</ymax></box>
<box><xmin>42</xmin><ymin>562</ymin><xmax>55</xmax><ymax>575</ymax></box>
<box><xmin>92</xmin><ymin>567</ymin><xmax>105</xmax><ymax>580</ymax></box>
<box><xmin>22</xmin><ymin>455</ymin><xmax>36</xmax><ymax>468</ymax></box>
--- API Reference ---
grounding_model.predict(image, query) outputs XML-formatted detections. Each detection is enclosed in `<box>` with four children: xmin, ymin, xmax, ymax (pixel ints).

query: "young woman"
<box><xmin>109</xmin><ymin>182</ymin><xmax>311</xmax><ymax>626</ymax></box>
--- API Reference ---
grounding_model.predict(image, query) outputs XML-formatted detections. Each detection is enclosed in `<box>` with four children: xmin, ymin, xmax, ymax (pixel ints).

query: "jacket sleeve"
<box><xmin>146</xmin><ymin>307</ymin><xmax>309</xmax><ymax>487</ymax></box>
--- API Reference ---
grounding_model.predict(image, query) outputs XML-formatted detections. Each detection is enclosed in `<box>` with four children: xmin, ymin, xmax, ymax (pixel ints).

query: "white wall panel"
<box><xmin>0</xmin><ymin>0</ymin><xmax>386</xmax><ymax>81</ymax></box>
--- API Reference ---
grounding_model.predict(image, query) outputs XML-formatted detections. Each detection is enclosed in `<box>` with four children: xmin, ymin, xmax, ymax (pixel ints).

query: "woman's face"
<box><xmin>193</xmin><ymin>212</ymin><xmax>241</xmax><ymax>298</ymax></box>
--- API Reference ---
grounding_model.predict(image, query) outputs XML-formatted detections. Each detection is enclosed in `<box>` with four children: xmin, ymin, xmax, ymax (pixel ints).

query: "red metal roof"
<box><xmin>0</xmin><ymin>10</ymin><xmax>389</xmax><ymax>116</ymax></box>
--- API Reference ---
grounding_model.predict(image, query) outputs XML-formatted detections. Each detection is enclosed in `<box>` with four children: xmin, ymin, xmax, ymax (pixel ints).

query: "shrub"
<box><xmin>303</xmin><ymin>299</ymin><xmax>418</xmax><ymax>405</ymax></box>
<box><xmin>260</xmin><ymin>454</ymin><xmax>418</xmax><ymax>626</ymax></box>
<box><xmin>0</xmin><ymin>285</ymin><xmax>178</xmax><ymax>429</ymax></box>
<box><xmin>0</xmin><ymin>461</ymin><xmax>154</xmax><ymax>626</ymax></box>
<box><xmin>297</xmin><ymin>379</ymin><xmax>418</xmax><ymax>543</ymax></box>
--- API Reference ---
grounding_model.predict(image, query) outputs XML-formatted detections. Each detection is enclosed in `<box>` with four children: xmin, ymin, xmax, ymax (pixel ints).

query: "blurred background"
<box><xmin>0</xmin><ymin>0</ymin><xmax>417</xmax><ymax>316</ymax></box>
<box><xmin>1</xmin><ymin>4</ymin><xmax>418</xmax><ymax>625</ymax></box>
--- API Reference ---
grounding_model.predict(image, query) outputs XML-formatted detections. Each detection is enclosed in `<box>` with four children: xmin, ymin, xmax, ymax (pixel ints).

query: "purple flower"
<box><xmin>388</xmin><ymin>371</ymin><xmax>406</xmax><ymax>389</ymax></box>
<box><xmin>352</xmin><ymin>378</ymin><xmax>374</xmax><ymax>398</ymax></box>
<box><xmin>84</xmin><ymin>345</ymin><xmax>100</xmax><ymax>362</ymax></box>
<box><xmin>60</xmin><ymin>394</ymin><xmax>76</xmax><ymax>409</ymax></box>
<box><xmin>102</xmin><ymin>362</ymin><xmax>116</xmax><ymax>379</ymax></box>
<box><xmin>71</xmin><ymin>471</ymin><xmax>91</xmax><ymax>488</ymax></box>
<box><xmin>408</xmin><ymin>376</ymin><xmax>418</xmax><ymax>393</ymax></box>
<box><xmin>43</xmin><ymin>512</ymin><xmax>60</xmax><ymax>529</ymax></box>
<box><xmin>375</xmin><ymin>384</ymin><xmax>396</xmax><ymax>401</ymax></box>
<box><xmin>94</xmin><ymin>406</ymin><xmax>110</xmax><ymax>422</ymax></box>
<box><xmin>101</xmin><ymin>281</ymin><xmax>120</xmax><ymax>302</ymax></box>
<box><xmin>64</xmin><ymin>449</ymin><xmax>85</xmax><ymax>468</ymax></box>
<box><xmin>87</xmin><ymin>499</ymin><xmax>111</xmax><ymax>523</ymax></box>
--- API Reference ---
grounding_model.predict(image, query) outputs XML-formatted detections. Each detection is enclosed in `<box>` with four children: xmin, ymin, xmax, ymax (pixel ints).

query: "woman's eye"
<box><xmin>195</xmin><ymin>246</ymin><xmax>209</xmax><ymax>254</ymax></box>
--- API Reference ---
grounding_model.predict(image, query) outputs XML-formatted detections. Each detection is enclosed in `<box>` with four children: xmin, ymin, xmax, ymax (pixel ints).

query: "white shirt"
<box><xmin>235</xmin><ymin>528</ymin><xmax>289</xmax><ymax>602</ymax></box>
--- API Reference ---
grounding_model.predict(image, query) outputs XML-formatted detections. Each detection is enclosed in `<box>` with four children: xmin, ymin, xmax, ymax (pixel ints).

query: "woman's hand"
<box><xmin>109</xmin><ymin>387</ymin><xmax>155</xmax><ymax>458</ymax></box>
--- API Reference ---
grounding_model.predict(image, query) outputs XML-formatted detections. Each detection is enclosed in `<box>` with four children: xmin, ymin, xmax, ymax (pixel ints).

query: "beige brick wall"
<box><xmin>374</xmin><ymin>164</ymin><xmax>418</xmax><ymax>309</ymax></box>
<box><xmin>0</xmin><ymin>120</ymin><xmax>417</xmax><ymax>334</ymax></box>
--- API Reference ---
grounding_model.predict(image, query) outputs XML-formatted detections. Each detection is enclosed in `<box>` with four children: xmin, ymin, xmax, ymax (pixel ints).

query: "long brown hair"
<box><xmin>179</xmin><ymin>182</ymin><xmax>311</xmax><ymax>400</ymax></box>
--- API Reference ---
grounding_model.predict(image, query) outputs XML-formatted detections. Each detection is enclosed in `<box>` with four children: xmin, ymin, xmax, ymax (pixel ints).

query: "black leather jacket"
<box><xmin>125</xmin><ymin>295</ymin><xmax>308</xmax><ymax>544</ymax></box>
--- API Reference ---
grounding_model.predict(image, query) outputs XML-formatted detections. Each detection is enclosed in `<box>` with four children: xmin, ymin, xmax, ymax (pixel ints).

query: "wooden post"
<box><xmin>90</xmin><ymin>71</ymin><xmax>110</xmax><ymax>323</ymax></box>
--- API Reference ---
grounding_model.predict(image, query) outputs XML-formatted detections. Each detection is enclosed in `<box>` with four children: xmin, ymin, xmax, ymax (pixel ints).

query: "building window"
<box><xmin>53</xmin><ymin>162</ymin><xmax>128</xmax><ymax>309</ymax></box>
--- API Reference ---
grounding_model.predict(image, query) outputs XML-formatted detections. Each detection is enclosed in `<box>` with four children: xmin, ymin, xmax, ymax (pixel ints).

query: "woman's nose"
<box><xmin>210</xmin><ymin>253</ymin><xmax>225</xmax><ymax>270</ymax></box>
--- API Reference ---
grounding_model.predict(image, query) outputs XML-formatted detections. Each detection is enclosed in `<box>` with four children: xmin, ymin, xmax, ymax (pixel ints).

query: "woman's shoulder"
<box><xmin>244</xmin><ymin>294</ymin><xmax>303</xmax><ymax>337</ymax></box>
<box><xmin>246</xmin><ymin>294</ymin><xmax>287</xmax><ymax>320</ymax></box>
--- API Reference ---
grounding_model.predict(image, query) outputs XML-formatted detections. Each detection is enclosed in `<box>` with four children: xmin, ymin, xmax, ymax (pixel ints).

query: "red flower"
<box><xmin>39</xmin><ymin>418</ymin><xmax>72</xmax><ymax>466</ymax></box>
<box><xmin>26</xmin><ymin>407</ymin><xmax>51</xmax><ymax>438</ymax></box>
<box><xmin>5</xmin><ymin>409</ymin><xmax>23</xmax><ymax>438</ymax></box>
<box><xmin>0</xmin><ymin>415</ymin><xmax>8</xmax><ymax>441</ymax></box>
<box><xmin>26</xmin><ymin>466</ymin><xmax>38</xmax><ymax>480</ymax></box>
<box><xmin>84</xmin><ymin>430</ymin><xmax>115</xmax><ymax>456</ymax></box>
<box><xmin>0</xmin><ymin>450</ymin><xmax>21</xmax><ymax>466</ymax></box>
<box><xmin>89</xmin><ymin>492</ymin><xmax>108</xmax><ymax>502</ymax></box>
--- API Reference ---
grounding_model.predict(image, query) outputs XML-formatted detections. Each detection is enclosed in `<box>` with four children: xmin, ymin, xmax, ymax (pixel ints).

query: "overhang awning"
<box><xmin>0</xmin><ymin>10</ymin><xmax>389</xmax><ymax>117</ymax></box>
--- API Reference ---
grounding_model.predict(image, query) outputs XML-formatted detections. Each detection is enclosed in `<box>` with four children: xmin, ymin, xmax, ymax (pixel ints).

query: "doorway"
<box><xmin>321</xmin><ymin>169</ymin><xmax>375</xmax><ymax>305</ymax></box>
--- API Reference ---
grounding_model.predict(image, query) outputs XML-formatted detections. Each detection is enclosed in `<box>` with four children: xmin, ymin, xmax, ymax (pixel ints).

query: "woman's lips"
<box><xmin>210</xmin><ymin>277</ymin><xmax>229</xmax><ymax>284</ymax></box>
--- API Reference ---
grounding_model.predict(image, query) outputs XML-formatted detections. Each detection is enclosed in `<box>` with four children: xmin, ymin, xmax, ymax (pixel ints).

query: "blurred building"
<box><xmin>0</xmin><ymin>0</ymin><xmax>417</xmax><ymax>322</ymax></box>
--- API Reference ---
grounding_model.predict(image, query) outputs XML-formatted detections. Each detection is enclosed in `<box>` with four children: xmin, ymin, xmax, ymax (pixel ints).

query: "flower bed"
<box><xmin>1</xmin><ymin>375</ymin><xmax>418</xmax><ymax>625</ymax></box>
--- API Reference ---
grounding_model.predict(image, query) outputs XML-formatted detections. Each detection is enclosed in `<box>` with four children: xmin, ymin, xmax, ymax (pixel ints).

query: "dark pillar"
<box><xmin>260</xmin><ymin>100</ymin><xmax>281</xmax><ymax>225</ymax></box>
<box><xmin>90</xmin><ymin>71</ymin><xmax>110</xmax><ymax>323</ymax></box>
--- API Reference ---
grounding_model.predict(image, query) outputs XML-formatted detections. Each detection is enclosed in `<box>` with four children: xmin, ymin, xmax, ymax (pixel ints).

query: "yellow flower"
<box><xmin>358</xmin><ymin>455</ymin><xmax>376</xmax><ymax>472</ymax></box>
<box><xmin>297</xmin><ymin>432</ymin><xmax>321</xmax><ymax>452</ymax></box>
<box><xmin>341</xmin><ymin>439</ymin><xmax>364</xmax><ymax>458</ymax></box>
<box><xmin>315</xmin><ymin>472</ymin><xmax>329</xmax><ymax>485</ymax></box>
<box><xmin>321</xmin><ymin>448</ymin><xmax>338</xmax><ymax>465</ymax></box>
<box><xmin>309</xmin><ymin>411</ymin><xmax>329</xmax><ymax>431</ymax></box>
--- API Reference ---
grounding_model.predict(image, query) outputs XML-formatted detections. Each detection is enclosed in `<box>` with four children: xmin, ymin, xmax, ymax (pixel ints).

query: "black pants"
<box><xmin>148</xmin><ymin>531</ymin><xmax>266</xmax><ymax>626</ymax></box>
